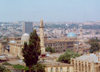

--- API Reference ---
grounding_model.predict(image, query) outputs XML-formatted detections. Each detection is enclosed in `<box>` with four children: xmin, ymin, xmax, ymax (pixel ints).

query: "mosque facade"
<box><xmin>45</xmin><ymin>35</ymin><xmax>78</xmax><ymax>52</ymax></box>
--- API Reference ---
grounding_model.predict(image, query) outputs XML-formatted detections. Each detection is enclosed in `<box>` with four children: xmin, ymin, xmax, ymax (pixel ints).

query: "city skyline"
<box><xmin>0</xmin><ymin>0</ymin><xmax>100</xmax><ymax>22</ymax></box>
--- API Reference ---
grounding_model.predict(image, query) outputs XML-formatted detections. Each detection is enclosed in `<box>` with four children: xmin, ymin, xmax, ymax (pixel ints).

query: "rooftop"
<box><xmin>76</xmin><ymin>53</ymin><xmax>100</xmax><ymax>63</ymax></box>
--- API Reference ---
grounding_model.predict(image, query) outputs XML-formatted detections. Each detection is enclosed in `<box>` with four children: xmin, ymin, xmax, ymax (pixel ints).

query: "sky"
<box><xmin>0</xmin><ymin>0</ymin><xmax>100</xmax><ymax>22</ymax></box>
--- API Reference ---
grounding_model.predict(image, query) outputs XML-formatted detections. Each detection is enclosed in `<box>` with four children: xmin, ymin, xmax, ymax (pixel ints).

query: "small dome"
<box><xmin>67</xmin><ymin>32</ymin><xmax>77</xmax><ymax>38</ymax></box>
<box><xmin>9</xmin><ymin>40</ymin><xmax>16</xmax><ymax>44</ymax></box>
<box><xmin>22</xmin><ymin>33</ymin><xmax>29</xmax><ymax>37</ymax></box>
<box><xmin>21</xmin><ymin>33</ymin><xmax>29</xmax><ymax>44</ymax></box>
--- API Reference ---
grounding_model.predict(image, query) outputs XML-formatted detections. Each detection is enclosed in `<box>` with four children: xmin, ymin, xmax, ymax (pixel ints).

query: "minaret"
<box><xmin>40</xmin><ymin>19</ymin><xmax>45</xmax><ymax>54</ymax></box>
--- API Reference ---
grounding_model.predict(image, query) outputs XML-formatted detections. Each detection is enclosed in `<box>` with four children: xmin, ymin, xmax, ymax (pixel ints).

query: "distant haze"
<box><xmin>0</xmin><ymin>0</ymin><xmax>100</xmax><ymax>22</ymax></box>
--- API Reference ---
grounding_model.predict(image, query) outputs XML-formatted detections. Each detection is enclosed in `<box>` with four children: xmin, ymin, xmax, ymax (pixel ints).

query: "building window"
<box><xmin>56</xmin><ymin>67</ymin><xmax>58</xmax><ymax>72</ymax></box>
<box><xmin>51</xmin><ymin>67</ymin><xmax>53</xmax><ymax>72</ymax></box>
<box><xmin>60</xmin><ymin>67</ymin><xmax>63</xmax><ymax>72</ymax></box>
<box><xmin>67</xmin><ymin>67</ymin><xmax>69</xmax><ymax>72</ymax></box>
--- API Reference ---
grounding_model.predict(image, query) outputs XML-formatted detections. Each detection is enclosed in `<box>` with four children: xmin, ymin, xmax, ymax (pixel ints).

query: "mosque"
<box><xmin>44</xmin><ymin>32</ymin><xmax>78</xmax><ymax>52</ymax></box>
<box><xmin>44</xmin><ymin>28</ymin><xmax>90</xmax><ymax>54</ymax></box>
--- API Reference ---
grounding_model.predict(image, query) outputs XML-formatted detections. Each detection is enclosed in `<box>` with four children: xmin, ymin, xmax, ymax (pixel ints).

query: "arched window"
<box><xmin>60</xmin><ymin>67</ymin><xmax>63</xmax><ymax>72</ymax></box>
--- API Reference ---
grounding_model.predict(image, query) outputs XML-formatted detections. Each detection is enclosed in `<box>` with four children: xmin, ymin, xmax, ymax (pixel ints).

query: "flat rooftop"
<box><xmin>76</xmin><ymin>53</ymin><xmax>100</xmax><ymax>63</ymax></box>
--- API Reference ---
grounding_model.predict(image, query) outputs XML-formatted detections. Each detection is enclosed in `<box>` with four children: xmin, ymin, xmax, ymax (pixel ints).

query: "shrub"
<box><xmin>58</xmin><ymin>50</ymin><xmax>80</xmax><ymax>63</ymax></box>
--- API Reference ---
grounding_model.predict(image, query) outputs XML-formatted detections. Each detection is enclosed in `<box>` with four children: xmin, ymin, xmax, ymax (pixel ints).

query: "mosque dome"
<box><xmin>21</xmin><ymin>33</ymin><xmax>29</xmax><ymax>44</ymax></box>
<box><xmin>67</xmin><ymin>32</ymin><xmax>77</xmax><ymax>38</ymax></box>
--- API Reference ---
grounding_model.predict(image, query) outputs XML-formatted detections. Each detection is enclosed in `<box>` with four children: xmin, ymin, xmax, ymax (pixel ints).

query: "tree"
<box><xmin>58</xmin><ymin>50</ymin><xmax>80</xmax><ymax>63</ymax></box>
<box><xmin>89</xmin><ymin>38</ymin><xmax>100</xmax><ymax>53</ymax></box>
<box><xmin>89</xmin><ymin>42</ymin><xmax>100</xmax><ymax>53</ymax></box>
<box><xmin>46</xmin><ymin>47</ymin><xmax>55</xmax><ymax>53</ymax></box>
<box><xmin>22</xmin><ymin>30</ymin><xmax>41</xmax><ymax>72</ymax></box>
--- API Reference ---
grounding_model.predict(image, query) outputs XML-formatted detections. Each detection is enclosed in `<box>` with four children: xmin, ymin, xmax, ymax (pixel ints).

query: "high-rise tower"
<box><xmin>40</xmin><ymin>19</ymin><xmax>45</xmax><ymax>54</ymax></box>
<box><xmin>23</xmin><ymin>22</ymin><xmax>33</xmax><ymax>34</ymax></box>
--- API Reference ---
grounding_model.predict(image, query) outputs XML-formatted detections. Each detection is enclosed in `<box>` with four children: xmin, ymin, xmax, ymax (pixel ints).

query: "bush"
<box><xmin>2</xmin><ymin>62</ymin><xmax>12</xmax><ymax>66</ymax></box>
<box><xmin>58</xmin><ymin>50</ymin><xmax>80</xmax><ymax>63</ymax></box>
<box><xmin>46</xmin><ymin>47</ymin><xmax>55</xmax><ymax>53</ymax></box>
<box><xmin>12</xmin><ymin>64</ymin><xmax>25</xmax><ymax>70</ymax></box>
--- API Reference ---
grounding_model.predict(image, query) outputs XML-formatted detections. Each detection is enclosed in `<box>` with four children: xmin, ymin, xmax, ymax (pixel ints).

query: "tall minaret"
<box><xmin>40</xmin><ymin>19</ymin><xmax>45</xmax><ymax>54</ymax></box>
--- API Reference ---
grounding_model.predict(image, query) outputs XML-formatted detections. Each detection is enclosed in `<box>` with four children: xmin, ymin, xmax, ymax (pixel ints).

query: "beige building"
<box><xmin>44</xmin><ymin>62</ymin><xmax>74</xmax><ymax>72</ymax></box>
<box><xmin>41</xmin><ymin>53</ymin><xmax>74</xmax><ymax>72</ymax></box>
<box><xmin>45</xmin><ymin>37</ymin><xmax>78</xmax><ymax>52</ymax></box>
<box><xmin>71</xmin><ymin>53</ymin><xmax>100</xmax><ymax>72</ymax></box>
<box><xmin>45</xmin><ymin>31</ymin><xmax>90</xmax><ymax>53</ymax></box>
<box><xmin>0</xmin><ymin>40</ymin><xmax>8</xmax><ymax>55</ymax></box>
<box><xmin>0</xmin><ymin>37</ymin><xmax>23</xmax><ymax>58</ymax></box>
<box><xmin>9</xmin><ymin>43</ymin><xmax>23</xmax><ymax>58</ymax></box>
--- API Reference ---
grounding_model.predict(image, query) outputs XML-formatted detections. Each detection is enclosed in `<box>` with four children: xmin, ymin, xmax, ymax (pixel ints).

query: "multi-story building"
<box><xmin>41</xmin><ymin>53</ymin><xmax>74</xmax><ymax>72</ymax></box>
<box><xmin>44</xmin><ymin>61</ymin><xmax>74</xmax><ymax>72</ymax></box>
<box><xmin>45</xmin><ymin>32</ymin><xmax>78</xmax><ymax>52</ymax></box>
<box><xmin>23</xmin><ymin>22</ymin><xmax>33</xmax><ymax>34</ymax></box>
<box><xmin>71</xmin><ymin>53</ymin><xmax>100</xmax><ymax>72</ymax></box>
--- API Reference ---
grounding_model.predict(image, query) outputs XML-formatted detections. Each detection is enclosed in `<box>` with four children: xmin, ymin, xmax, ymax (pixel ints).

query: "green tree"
<box><xmin>46</xmin><ymin>47</ymin><xmax>55</xmax><ymax>53</ymax></box>
<box><xmin>58</xmin><ymin>50</ymin><xmax>80</xmax><ymax>63</ymax></box>
<box><xmin>89</xmin><ymin>38</ymin><xmax>100</xmax><ymax>53</ymax></box>
<box><xmin>22</xmin><ymin>30</ymin><xmax>41</xmax><ymax>72</ymax></box>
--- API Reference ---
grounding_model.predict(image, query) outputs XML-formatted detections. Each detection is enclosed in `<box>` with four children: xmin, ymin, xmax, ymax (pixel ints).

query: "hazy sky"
<box><xmin>0</xmin><ymin>0</ymin><xmax>100</xmax><ymax>22</ymax></box>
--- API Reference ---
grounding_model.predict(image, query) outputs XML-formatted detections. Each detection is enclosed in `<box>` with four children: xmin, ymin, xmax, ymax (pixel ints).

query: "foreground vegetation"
<box><xmin>22</xmin><ymin>30</ymin><xmax>45</xmax><ymax>72</ymax></box>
